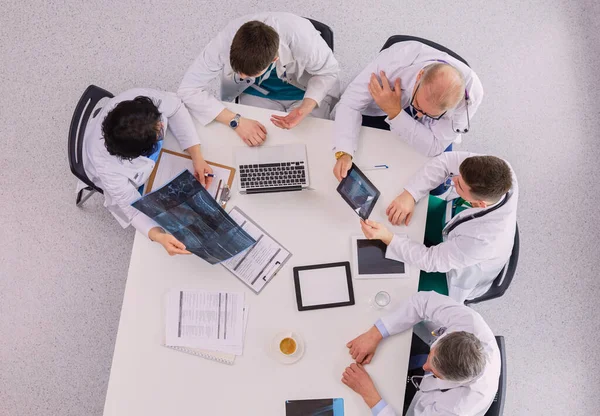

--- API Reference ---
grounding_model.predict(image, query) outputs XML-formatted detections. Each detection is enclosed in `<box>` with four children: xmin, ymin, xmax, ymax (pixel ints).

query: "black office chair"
<box><xmin>380</xmin><ymin>35</ymin><xmax>469</xmax><ymax>67</ymax></box>
<box><xmin>305</xmin><ymin>18</ymin><xmax>334</xmax><ymax>52</ymax></box>
<box><xmin>464</xmin><ymin>224</ymin><xmax>520</xmax><ymax>305</ymax></box>
<box><xmin>485</xmin><ymin>336</ymin><xmax>507</xmax><ymax>416</ymax></box>
<box><xmin>68</xmin><ymin>85</ymin><xmax>113</xmax><ymax>205</ymax></box>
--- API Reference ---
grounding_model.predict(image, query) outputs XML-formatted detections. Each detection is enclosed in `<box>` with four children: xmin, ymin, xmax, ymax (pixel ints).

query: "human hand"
<box><xmin>368</xmin><ymin>71</ymin><xmax>402</xmax><ymax>119</ymax></box>
<box><xmin>149</xmin><ymin>228</ymin><xmax>191</xmax><ymax>256</ymax></box>
<box><xmin>270</xmin><ymin>108</ymin><xmax>307</xmax><ymax>130</ymax></box>
<box><xmin>333</xmin><ymin>154</ymin><xmax>352</xmax><ymax>182</ymax></box>
<box><xmin>236</xmin><ymin>117</ymin><xmax>267</xmax><ymax>146</ymax></box>
<box><xmin>342</xmin><ymin>363</ymin><xmax>382</xmax><ymax>408</ymax></box>
<box><xmin>386</xmin><ymin>190</ymin><xmax>416</xmax><ymax>225</ymax></box>
<box><xmin>360</xmin><ymin>219</ymin><xmax>394</xmax><ymax>245</ymax></box>
<box><xmin>346</xmin><ymin>326</ymin><xmax>384</xmax><ymax>364</ymax></box>
<box><xmin>192</xmin><ymin>158</ymin><xmax>213</xmax><ymax>188</ymax></box>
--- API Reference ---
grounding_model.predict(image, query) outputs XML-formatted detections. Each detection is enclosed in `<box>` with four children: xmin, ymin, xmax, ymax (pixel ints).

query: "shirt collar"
<box><xmin>419</xmin><ymin>373</ymin><xmax>477</xmax><ymax>392</ymax></box>
<box><xmin>277</xmin><ymin>42</ymin><xmax>294</xmax><ymax>66</ymax></box>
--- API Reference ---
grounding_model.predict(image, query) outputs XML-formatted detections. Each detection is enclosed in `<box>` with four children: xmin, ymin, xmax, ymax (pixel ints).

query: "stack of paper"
<box><xmin>164</xmin><ymin>289</ymin><xmax>249</xmax><ymax>365</ymax></box>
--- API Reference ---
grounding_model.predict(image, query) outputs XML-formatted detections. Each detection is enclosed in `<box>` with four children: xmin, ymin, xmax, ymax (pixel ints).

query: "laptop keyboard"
<box><xmin>239</xmin><ymin>162</ymin><xmax>306</xmax><ymax>189</ymax></box>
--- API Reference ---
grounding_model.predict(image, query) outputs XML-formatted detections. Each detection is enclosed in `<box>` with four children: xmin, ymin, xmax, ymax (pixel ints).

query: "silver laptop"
<box><xmin>234</xmin><ymin>144</ymin><xmax>310</xmax><ymax>194</ymax></box>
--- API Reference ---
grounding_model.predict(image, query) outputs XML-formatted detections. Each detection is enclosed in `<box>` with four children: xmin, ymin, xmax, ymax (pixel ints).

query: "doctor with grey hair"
<box><xmin>332</xmin><ymin>41</ymin><xmax>483</xmax><ymax>182</ymax></box>
<box><xmin>342</xmin><ymin>292</ymin><xmax>500</xmax><ymax>416</ymax></box>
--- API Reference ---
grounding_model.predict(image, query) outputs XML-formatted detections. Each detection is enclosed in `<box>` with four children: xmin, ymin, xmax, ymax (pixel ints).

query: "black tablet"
<box><xmin>293</xmin><ymin>262</ymin><xmax>355</xmax><ymax>311</ymax></box>
<box><xmin>336</xmin><ymin>164</ymin><xmax>381</xmax><ymax>220</ymax></box>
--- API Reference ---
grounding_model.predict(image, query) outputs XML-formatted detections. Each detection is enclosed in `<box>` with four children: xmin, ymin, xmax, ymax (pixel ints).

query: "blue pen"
<box><xmin>361</xmin><ymin>164</ymin><xmax>389</xmax><ymax>171</ymax></box>
<box><xmin>204</xmin><ymin>173</ymin><xmax>215</xmax><ymax>177</ymax></box>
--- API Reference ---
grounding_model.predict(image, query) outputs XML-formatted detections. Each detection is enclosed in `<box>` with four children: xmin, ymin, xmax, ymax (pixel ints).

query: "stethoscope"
<box><xmin>453</xmin><ymin>89</ymin><xmax>470</xmax><ymax>134</ymax></box>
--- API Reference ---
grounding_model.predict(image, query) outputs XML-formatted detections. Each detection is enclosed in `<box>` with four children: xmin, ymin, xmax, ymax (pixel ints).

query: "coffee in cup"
<box><xmin>279</xmin><ymin>337</ymin><xmax>297</xmax><ymax>355</ymax></box>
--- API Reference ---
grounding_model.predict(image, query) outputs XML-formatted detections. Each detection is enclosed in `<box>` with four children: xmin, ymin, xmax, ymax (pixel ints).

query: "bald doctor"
<box><xmin>332</xmin><ymin>41</ymin><xmax>483</xmax><ymax>181</ymax></box>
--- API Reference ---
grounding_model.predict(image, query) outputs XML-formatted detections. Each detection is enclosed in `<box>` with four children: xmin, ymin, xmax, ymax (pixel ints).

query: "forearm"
<box><xmin>185</xmin><ymin>144</ymin><xmax>205</xmax><ymax>164</ymax></box>
<box><xmin>299</xmin><ymin>97</ymin><xmax>317</xmax><ymax>113</ymax></box>
<box><xmin>215</xmin><ymin>108</ymin><xmax>237</xmax><ymax>126</ymax></box>
<box><xmin>147</xmin><ymin>226</ymin><xmax>166</xmax><ymax>241</ymax></box>
<box><xmin>364</xmin><ymin>391</ymin><xmax>383</xmax><ymax>409</ymax></box>
<box><xmin>387</xmin><ymin>112</ymin><xmax>454</xmax><ymax>157</ymax></box>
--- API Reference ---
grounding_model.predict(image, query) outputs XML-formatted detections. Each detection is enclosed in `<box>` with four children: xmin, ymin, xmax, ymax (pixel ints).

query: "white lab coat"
<box><xmin>79</xmin><ymin>88</ymin><xmax>201</xmax><ymax>237</ymax></box>
<box><xmin>375</xmin><ymin>292</ymin><xmax>501</xmax><ymax>416</ymax></box>
<box><xmin>333</xmin><ymin>41</ymin><xmax>483</xmax><ymax>157</ymax></box>
<box><xmin>178</xmin><ymin>12</ymin><xmax>340</xmax><ymax>125</ymax></box>
<box><xmin>385</xmin><ymin>152</ymin><xmax>519</xmax><ymax>303</ymax></box>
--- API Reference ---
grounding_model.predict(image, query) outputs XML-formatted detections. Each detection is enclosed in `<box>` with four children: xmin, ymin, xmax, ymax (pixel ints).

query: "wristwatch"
<box><xmin>335</xmin><ymin>151</ymin><xmax>352</xmax><ymax>160</ymax></box>
<box><xmin>229</xmin><ymin>113</ymin><xmax>241</xmax><ymax>129</ymax></box>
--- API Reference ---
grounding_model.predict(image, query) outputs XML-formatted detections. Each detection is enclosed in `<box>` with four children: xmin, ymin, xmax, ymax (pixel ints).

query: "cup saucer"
<box><xmin>270</xmin><ymin>331</ymin><xmax>305</xmax><ymax>365</ymax></box>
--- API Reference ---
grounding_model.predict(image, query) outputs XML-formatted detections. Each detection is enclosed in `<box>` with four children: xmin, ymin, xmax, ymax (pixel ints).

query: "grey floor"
<box><xmin>1</xmin><ymin>1</ymin><xmax>599</xmax><ymax>415</ymax></box>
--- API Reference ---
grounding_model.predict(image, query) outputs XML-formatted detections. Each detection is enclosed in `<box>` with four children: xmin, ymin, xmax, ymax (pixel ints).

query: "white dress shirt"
<box><xmin>333</xmin><ymin>41</ymin><xmax>483</xmax><ymax>157</ymax></box>
<box><xmin>385</xmin><ymin>152</ymin><xmax>518</xmax><ymax>303</ymax></box>
<box><xmin>372</xmin><ymin>292</ymin><xmax>501</xmax><ymax>416</ymax></box>
<box><xmin>178</xmin><ymin>12</ymin><xmax>340</xmax><ymax>125</ymax></box>
<box><xmin>80</xmin><ymin>88</ymin><xmax>200</xmax><ymax>237</ymax></box>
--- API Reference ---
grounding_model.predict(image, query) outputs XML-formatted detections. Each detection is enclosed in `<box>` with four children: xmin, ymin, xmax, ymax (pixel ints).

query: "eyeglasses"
<box><xmin>443</xmin><ymin>173</ymin><xmax>459</xmax><ymax>190</ymax></box>
<box><xmin>410</xmin><ymin>82</ymin><xmax>447</xmax><ymax>120</ymax></box>
<box><xmin>233</xmin><ymin>62</ymin><xmax>275</xmax><ymax>85</ymax></box>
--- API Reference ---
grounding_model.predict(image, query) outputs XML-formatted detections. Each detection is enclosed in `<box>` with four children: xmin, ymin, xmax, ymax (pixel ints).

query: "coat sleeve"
<box><xmin>332</xmin><ymin>47</ymin><xmax>414</xmax><ymax>156</ymax></box>
<box><xmin>100</xmin><ymin>171</ymin><xmax>159</xmax><ymax>238</ymax></box>
<box><xmin>155</xmin><ymin>91</ymin><xmax>201</xmax><ymax>151</ymax></box>
<box><xmin>371</xmin><ymin>399</ymin><xmax>397</xmax><ymax>416</ymax></box>
<box><xmin>384</xmin><ymin>233</ymin><xmax>491</xmax><ymax>273</ymax></box>
<box><xmin>403</xmin><ymin>151</ymin><xmax>475</xmax><ymax>202</ymax></box>
<box><xmin>377</xmin><ymin>291</ymin><xmax>479</xmax><ymax>338</ymax></box>
<box><xmin>177</xmin><ymin>32</ymin><xmax>229</xmax><ymax>125</ymax></box>
<box><xmin>296</xmin><ymin>27</ymin><xmax>340</xmax><ymax>106</ymax></box>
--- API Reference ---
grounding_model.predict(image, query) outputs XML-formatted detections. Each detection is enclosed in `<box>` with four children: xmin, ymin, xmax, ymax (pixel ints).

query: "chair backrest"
<box><xmin>465</xmin><ymin>224</ymin><xmax>520</xmax><ymax>305</ymax></box>
<box><xmin>380</xmin><ymin>35</ymin><xmax>469</xmax><ymax>67</ymax></box>
<box><xmin>68</xmin><ymin>85</ymin><xmax>114</xmax><ymax>193</ymax></box>
<box><xmin>485</xmin><ymin>336</ymin><xmax>507</xmax><ymax>416</ymax></box>
<box><xmin>305</xmin><ymin>18</ymin><xmax>334</xmax><ymax>52</ymax></box>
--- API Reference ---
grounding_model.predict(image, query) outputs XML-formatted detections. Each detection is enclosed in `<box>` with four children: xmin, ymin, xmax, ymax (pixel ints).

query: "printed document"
<box><xmin>222</xmin><ymin>207</ymin><xmax>292</xmax><ymax>293</ymax></box>
<box><xmin>165</xmin><ymin>289</ymin><xmax>245</xmax><ymax>349</ymax></box>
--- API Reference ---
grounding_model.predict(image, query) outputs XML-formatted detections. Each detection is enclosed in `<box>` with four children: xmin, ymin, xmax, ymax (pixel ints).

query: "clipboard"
<box><xmin>222</xmin><ymin>207</ymin><xmax>292</xmax><ymax>294</ymax></box>
<box><xmin>145</xmin><ymin>149</ymin><xmax>236</xmax><ymax>208</ymax></box>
